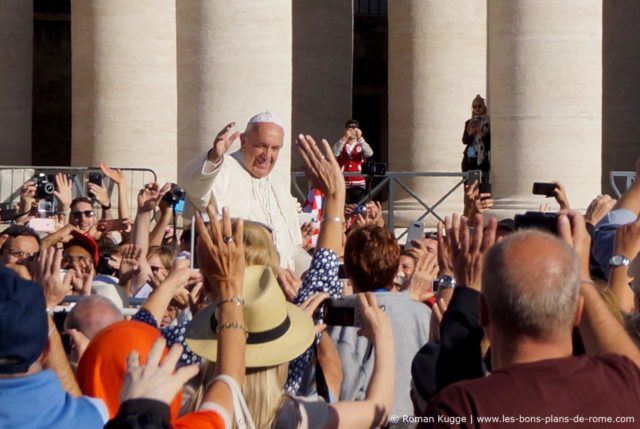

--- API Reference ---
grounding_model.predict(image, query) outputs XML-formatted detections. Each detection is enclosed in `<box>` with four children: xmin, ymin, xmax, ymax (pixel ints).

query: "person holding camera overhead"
<box><xmin>333</xmin><ymin>119</ymin><xmax>374</xmax><ymax>204</ymax></box>
<box><xmin>461</xmin><ymin>95</ymin><xmax>491</xmax><ymax>182</ymax></box>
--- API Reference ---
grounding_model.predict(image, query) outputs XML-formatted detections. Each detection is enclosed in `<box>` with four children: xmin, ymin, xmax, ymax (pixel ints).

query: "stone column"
<box><xmin>71</xmin><ymin>0</ymin><xmax>177</xmax><ymax>183</ymax></box>
<box><xmin>292</xmin><ymin>0</ymin><xmax>353</xmax><ymax>159</ymax></box>
<box><xmin>0</xmin><ymin>3</ymin><xmax>33</xmax><ymax>164</ymax></box>
<box><xmin>177</xmin><ymin>0</ymin><xmax>292</xmax><ymax>182</ymax></box>
<box><xmin>388</xmin><ymin>0</ymin><xmax>487</xmax><ymax>225</ymax></box>
<box><xmin>489</xmin><ymin>0</ymin><xmax>602</xmax><ymax>211</ymax></box>
<box><xmin>603</xmin><ymin>1</ymin><xmax>640</xmax><ymax>194</ymax></box>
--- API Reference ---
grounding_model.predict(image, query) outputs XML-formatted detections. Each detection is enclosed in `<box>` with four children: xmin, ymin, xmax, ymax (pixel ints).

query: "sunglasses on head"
<box><xmin>71</xmin><ymin>210</ymin><xmax>95</xmax><ymax>219</ymax></box>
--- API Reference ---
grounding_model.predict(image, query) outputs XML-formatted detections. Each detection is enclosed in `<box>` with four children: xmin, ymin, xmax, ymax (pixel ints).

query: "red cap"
<box><xmin>64</xmin><ymin>230</ymin><xmax>99</xmax><ymax>266</ymax></box>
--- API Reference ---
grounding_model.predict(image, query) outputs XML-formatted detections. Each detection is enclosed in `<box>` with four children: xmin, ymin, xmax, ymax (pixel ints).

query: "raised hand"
<box><xmin>100</xmin><ymin>163</ymin><xmax>126</xmax><ymax>185</ymax></box>
<box><xmin>54</xmin><ymin>173</ymin><xmax>73</xmax><ymax>209</ymax></box>
<box><xmin>208</xmin><ymin>122</ymin><xmax>240</xmax><ymax>164</ymax></box>
<box><xmin>19</xmin><ymin>180</ymin><xmax>37</xmax><ymax>213</ymax></box>
<box><xmin>437</xmin><ymin>221</ymin><xmax>455</xmax><ymax>277</ymax></box>
<box><xmin>446</xmin><ymin>213</ymin><xmax>497</xmax><ymax>291</ymax></box>
<box><xmin>137</xmin><ymin>182</ymin><xmax>170</xmax><ymax>213</ymax></box>
<box><xmin>70</xmin><ymin>258</ymin><xmax>94</xmax><ymax>296</ymax></box>
<box><xmin>613</xmin><ymin>215</ymin><xmax>640</xmax><ymax>265</ymax></box>
<box><xmin>88</xmin><ymin>182</ymin><xmax>110</xmax><ymax>208</ymax></box>
<box><xmin>120</xmin><ymin>338</ymin><xmax>199</xmax><ymax>404</ymax></box>
<box><xmin>194</xmin><ymin>205</ymin><xmax>245</xmax><ymax>299</ymax></box>
<box><xmin>357</xmin><ymin>293</ymin><xmax>393</xmax><ymax>344</ymax></box>
<box><xmin>300</xmin><ymin>292</ymin><xmax>330</xmax><ymax>334</ymax></box>
<box><xmin>34</xmin><ymin>246</ymin><xmax>73</xmax><ymax>309</ymax></box>
<box><xmin>552</xmin><ymin>181</ymin><xmax>571</xmax><ymax>210</ymax></box>
<box><xmin>297</xmin><ymin>134</ymin><xmax>345</xmax><ymax>198</ymax></box>
<box><xmin>277</xmin><ymin>268</ymin><xmax>302</xmax><ymax>302</ymax></box>
<box><xmin>406</xmin><ymin>241</ymin><xmax>439</xmax><ymax>302</ymax></box>
<box><xmin>584</xmin><ymin>194</ymin><xmax>617</xmax><ymax>226</ymax></box>
<box><xmin>556</xmin><ymin>211</ymin><xmax>591</xmax><ymax>279</ymax></box>
<box><xmin>356</xmin><ymin>201</ymin><xmax>385</xmax><ymax>227</ymax></box>
<box><xmin>119</xmin><ymin>244</ymin><xmax>142</xmax><ymax>283</ymax></box>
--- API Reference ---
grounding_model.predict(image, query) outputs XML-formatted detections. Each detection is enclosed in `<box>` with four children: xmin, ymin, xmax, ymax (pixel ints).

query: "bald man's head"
<box><xmin>482</xmin><ymin>230</ymin><xmax>581</xmax><ymax>341</ymax></box>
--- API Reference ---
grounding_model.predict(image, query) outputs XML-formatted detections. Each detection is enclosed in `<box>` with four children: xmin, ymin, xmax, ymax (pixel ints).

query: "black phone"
<box><xmin>478</xmin><ymin>182</ymin><xmax>492</xmax><ymax>198</ymax></box>
<box><xmin>532</xmin><ymin>182</ymin><xmax>557</xmax><ymax>197</ymax></box>
<box><xmin>514</xmin><ymin>212</ymin><xmax>558</xmax><ymax>235</ymax></box>
<box><xmin>466</xmin><ymin>170</ymin><xmax>482</xmax><ymax>185</ymax></box>
<box><xmin>87</xmin><ymin>172</ymin><xmax>103</xmax><ymax>198</ymax></box>
<box><xmin>318</xmin><ymin>298</ymin><xmax>357</xmax><ymax>327</ymax></box>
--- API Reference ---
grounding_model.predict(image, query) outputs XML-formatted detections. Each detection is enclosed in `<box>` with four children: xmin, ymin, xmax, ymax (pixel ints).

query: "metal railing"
<box><xmin>0</xmin><ymin>166</ymin><xmax>157</xmax><ymax>215</ymax></box>
<box><xmin>610</xmin><ymin>171</ymin><xmax>636</xmax><ymax>198</ymax></box>
<box><xmin>292</xmin><ymin>170</ymin><xmax>475</xmax><ymax>239</ymax></box>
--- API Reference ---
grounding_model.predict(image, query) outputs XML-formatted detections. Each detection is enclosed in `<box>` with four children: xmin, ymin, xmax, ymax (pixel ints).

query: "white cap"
<box><xmin>246</xmin><ymin>111</ymin><xmax>284</xmax><ymax>130</ymax></box>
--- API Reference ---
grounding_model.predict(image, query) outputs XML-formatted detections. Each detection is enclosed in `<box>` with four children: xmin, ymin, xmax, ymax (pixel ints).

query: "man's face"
<box><xmin>71</xmin><ymin>201</ymin><xmax>96</xmax><ymax>232</ymax></box>
<box><xmin>62</xmin><ymin>245</ymin><xmax>92</xmax><ymax>270</ymax></box>
<box><xmin>1</xmin><ymin>235</ymin><xmax>39</xmax><ymax>265</ymax></box>
<box><xmin>240</xmin><ymin>123</ymin><xmax>284</xmax><ymax>178</ymax></box>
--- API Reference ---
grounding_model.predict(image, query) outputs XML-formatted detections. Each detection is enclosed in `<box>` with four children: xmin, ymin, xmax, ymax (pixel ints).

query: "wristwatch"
<box><xmin>435</xmin><ymin>275</ymin><xmax>456</xmax><ymax>291</ymax></box>
<box><xmin>609</xmin><ymin>254</ymin><xmax>631</xmax><ymax>268</ymax></box>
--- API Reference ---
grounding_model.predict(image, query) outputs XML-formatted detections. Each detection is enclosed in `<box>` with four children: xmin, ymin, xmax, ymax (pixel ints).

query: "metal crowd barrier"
<box><xmin>610</xmin><ymin>171</ymin><xmax>636</xmax><ymax>198</ymax></box>
<box><xmin>292</xmin><ymin>170</ymin><xmax>474</xmax><ymax>239</ymax></box>
<box><xmin>0</xmin><ymin>165</ymin><xmax>157</xmax><ymax>215</ymax></box>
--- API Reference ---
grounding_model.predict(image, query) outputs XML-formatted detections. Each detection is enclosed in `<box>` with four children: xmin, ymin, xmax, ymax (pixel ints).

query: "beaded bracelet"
<box><xmin>216</xmin><ymin>295</ymin><xmax>245</xmax><ymax>307</ymax></box>
<box><xmin>215</xmin><ymin>322</ymin><xmax>248</xmax><ymax>338</ymax></box>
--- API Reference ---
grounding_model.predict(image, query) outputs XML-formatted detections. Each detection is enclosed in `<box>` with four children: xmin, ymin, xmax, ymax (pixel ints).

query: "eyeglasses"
<box><xmin>5</xmin><ymin>250</ymin><xmax>39</xmax><ymax>260</ymax></box>
<box><xmin>71</xmin><ymin>210</ymin><xmax>95</xmax><ymax>219</ymax></box>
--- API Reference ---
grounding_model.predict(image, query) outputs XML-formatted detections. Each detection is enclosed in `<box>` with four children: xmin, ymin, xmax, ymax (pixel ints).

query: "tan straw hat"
<box><xmin>185</xmin><ymin>265</ymin><xmax>315</xmax><ymax>368</ymax></box>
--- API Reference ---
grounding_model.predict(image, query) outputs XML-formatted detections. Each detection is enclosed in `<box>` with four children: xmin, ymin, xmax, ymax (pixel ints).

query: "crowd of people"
<box><xmin>1</xmin><ymin>111</ymin><xmax>639</xmax><ymax>428</ymax></box>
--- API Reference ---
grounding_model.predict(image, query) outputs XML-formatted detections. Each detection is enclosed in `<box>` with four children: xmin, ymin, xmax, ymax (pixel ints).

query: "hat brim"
<box><xmin>186</xmin><ymin>302</ymin><xmax>315</xmax><ymax>368</ymax></box>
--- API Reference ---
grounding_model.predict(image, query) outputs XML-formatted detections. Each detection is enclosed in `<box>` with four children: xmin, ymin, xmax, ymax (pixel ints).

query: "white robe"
<box><xmin>180</xmin><ymin>150</ymin><xmax>303</xmax><ymax>270</ymax></box>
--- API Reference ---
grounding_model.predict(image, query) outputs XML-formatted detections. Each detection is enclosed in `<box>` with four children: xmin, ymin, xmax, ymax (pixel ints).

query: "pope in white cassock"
<box><xmin>180</xmin><ymin>112</ymin><xmax>305</xmax><ymax>272</ymax></box>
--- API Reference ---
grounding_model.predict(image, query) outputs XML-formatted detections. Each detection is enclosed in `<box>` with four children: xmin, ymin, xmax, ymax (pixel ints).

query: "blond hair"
<box><xmin>242</xmin><ymin>221</ymin><xmax>280</xmax><ymax>275</ymax></box>
<box><xmin>243</xmin><ymin>363</ymin><xmax>289</xmax><ymax>429</ymax></box>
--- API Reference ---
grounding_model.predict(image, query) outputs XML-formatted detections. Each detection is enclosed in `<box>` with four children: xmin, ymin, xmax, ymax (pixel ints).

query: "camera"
<box><xmin>361</xmin><ymin>161</ymin><xmax>387</xmax><ymax>176</ymax></box>
<box><xmin>35</xmin><ymin>173</ymin><xmax>55</xmax><ymax>200</ymax></box>
<box><xmin>163</xmin><ymin>183</ymin><xmax>186</xmax><ymax>206</ymax></box>
<box><xmin>353</xmin><ymin>204</ymin><xmax>367</xmax><ymax>216</ymax></box>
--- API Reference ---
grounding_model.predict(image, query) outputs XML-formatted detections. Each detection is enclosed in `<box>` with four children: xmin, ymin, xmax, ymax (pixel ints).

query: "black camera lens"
<box><xmin>35</xmin><ymin>174</ymin><xmax>55</xmax><ymax>200</ymax></box>
<box><xmin>162</xmin><ymin>183</ymin><xmax>186</xmax><ymax>206</ymax></box>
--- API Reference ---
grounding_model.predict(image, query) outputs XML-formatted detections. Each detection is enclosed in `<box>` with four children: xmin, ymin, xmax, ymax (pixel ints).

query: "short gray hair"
<box><xmin>482</xmin><ymin>230</ymin><xmax>581</xmax><ymax>340</ymax></box>
<box><xmin>64</xmin><ymin>295</ymin><xmax>123</xmax><ymax>340</ymax></box>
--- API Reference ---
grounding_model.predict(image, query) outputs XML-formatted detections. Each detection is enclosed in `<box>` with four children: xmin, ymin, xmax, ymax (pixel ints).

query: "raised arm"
<box><xmin>297</xmin><ymin>134</ymin><xmax>346</xmax><ymax>254</ymax></box>
<box><xmin>139</xmin><ymin>259</ymin><xmax>202</xmax><ymax>324</ymax></box>
<box><xmin>608</xmin><ymin>216</ymin><xmax>640</xmax><ymax>312</ymax></box>
<box><xmin>130</xmin><ymin>182</ymin><xmax>169</xmax><ymax>291</ymax></box>
<box><xmin>558</xmin><ymin>211</ymin><xmax>640</xmax><ymax>367</ymax></box>
<box><xmin>195</xmin><ymin>204</ymin><xmax>246</xmax><ymax>418</ymax></box>
<box><xmin>34</xmin><ymin>247</ymin><xmax>81</xmax><ymax>396</ymax></box>
<box><xmin>356</xmin><ymin>128</ymin><xmax>373</xmax><ymax>158</ymax></box>
<box><xmin>149</xmin><ymin>199</ymin><xmax>173</xmax><ymax>247</ymax></box>
<box><xmin>326</xmin><ymin>293</ymin><xmax>395</xmax><ymax>429</ymax></box>
<box><xmin>180</xmin><ymin>122</ymin><xmax>239</xmax><ymax>212</ymax></box>
<box><xmin>100</xmin><ymin>163</ymin><xmax>131</xmax><ymax>220</ymax></box>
